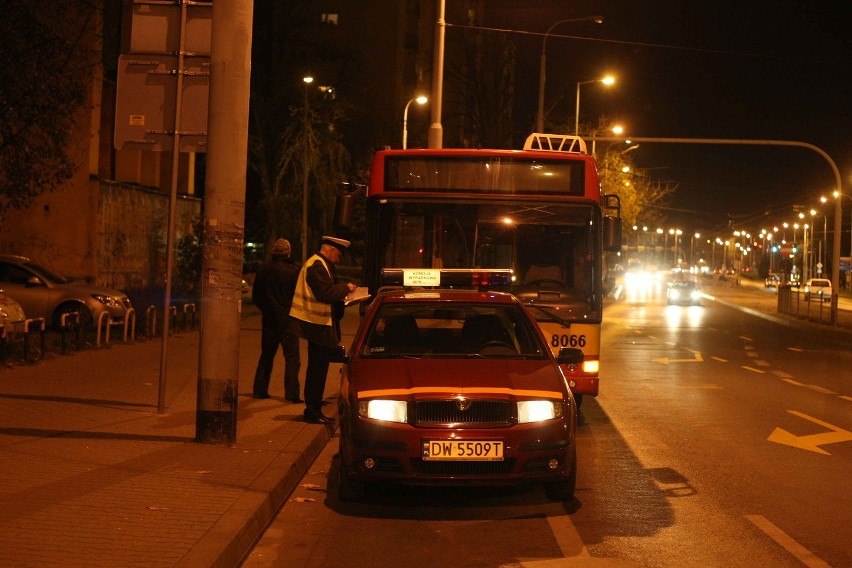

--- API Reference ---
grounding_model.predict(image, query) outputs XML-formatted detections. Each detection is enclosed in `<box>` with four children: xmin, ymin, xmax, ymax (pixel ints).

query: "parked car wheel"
<box><xmin>52</xmin><ymin>302</ymin><xmax>92</xmax><ymax>330</ymax></box>
<box><xmin>544</xmin><ymin>444</ymin><xmax>577</xmax><ymax>501</ymax></box>
<box><xmin>337</xmin><ymin>440</ymin><xmax>365</xmax><ymax>502</ymax></box>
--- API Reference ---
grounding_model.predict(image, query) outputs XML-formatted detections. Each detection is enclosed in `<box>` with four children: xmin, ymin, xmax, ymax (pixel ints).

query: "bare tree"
<box><xmin>248</xmin><ymin>0</ymin><xmax>353</xmax><ymax>259</ymax></box>
<box><xmin>0</xmin><ymin>1</ymin><xmax>101</xmax><ymax>224</ymax></box>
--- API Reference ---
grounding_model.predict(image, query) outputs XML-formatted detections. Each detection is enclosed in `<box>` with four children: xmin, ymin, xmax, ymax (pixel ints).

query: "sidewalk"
<box><xmin>1</xmin><ymin>285</ymin><xmax>849</xmax><ymax>568</ymax></box>
<box><xmin>0</xmin><ymin>303</ymin><xmax>359</xmax><ymax>568</ymax></box>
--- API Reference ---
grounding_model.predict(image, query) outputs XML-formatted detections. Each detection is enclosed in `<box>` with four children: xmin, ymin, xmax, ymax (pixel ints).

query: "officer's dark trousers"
<box><xmin>304</xmin><ymin>341</ymin><xmax>331</xmax><ymax>416</ymax></box>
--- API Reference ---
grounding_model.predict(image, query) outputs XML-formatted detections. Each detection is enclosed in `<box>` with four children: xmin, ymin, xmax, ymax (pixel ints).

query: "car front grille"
<box><xmin>414</xmin><ymin>399</ymin><xmax>512</xmax><ymax>427</ymax></box>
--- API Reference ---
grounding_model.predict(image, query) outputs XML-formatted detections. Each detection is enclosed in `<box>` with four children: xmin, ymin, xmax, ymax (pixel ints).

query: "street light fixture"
<box><xmin>536</xmin><ymin>15</ymin><xmax>604</xmax><ymax>133</ymax></box>
<box><xmin>575</xmin><ymin>75</ymin><xmax>615</xmax><ymax>136</ymax></box>
<box><xmin>301</xmin><ymin>75</ymin><xmax>314</xmax><ymax>262</ymax></box>
<box><xmin>402</xmin><ymin>96</ymin><xmax>428</xmax><ymax>149</ymax></box>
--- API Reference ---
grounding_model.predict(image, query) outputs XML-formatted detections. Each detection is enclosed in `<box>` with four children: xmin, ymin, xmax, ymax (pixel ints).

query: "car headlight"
<box><xmin>359</xmin><ymin>399</ymin><xmax>407</xmax><ymax>423</ymax></box>
<box><xmin>92</xmin><ymin>294</ymin><xmax>119</xmax><ymax>307</ymax></box>
<box><xmin>669</xmin><ymin>290</ymin><xmax>680</xmax><ymax>299</ymax></box>
<box><xmin>517</xmin><ymin>400</ymin><xmax>563</xmax><ymax>423</ymax></box>
<box><xmin>690</xmin><ymin>291</ymin><xmax>700</xmax><ymax>300</ymax></box>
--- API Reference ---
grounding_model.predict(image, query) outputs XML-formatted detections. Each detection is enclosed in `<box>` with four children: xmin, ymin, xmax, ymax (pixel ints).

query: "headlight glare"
<box><xmin>517</xmin><ymin>400</ymin><xmax>562</xmax><ymax>423</ymax></box>
<box><xmin>359</xmin><ymin>399</ymin><xmax>407</xmax><ymax>423</ymax></box>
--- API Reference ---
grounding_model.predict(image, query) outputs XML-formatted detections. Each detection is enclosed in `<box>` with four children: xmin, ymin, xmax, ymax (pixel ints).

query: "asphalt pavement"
<box><xmin>0</xmin><ymin>281</ymin><xmax>849</xmax><ymax>568</ymax></box>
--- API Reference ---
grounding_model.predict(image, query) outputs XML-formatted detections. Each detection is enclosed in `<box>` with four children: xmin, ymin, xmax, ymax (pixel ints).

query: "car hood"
<box><xmin>347</xmin><ymin>358</ymin><xmax>567</xmax><ymax>400</ymax></box>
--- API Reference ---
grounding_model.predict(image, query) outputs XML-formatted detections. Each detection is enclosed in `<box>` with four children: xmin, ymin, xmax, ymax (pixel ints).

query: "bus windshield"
<box><xmin>366</xmin><ymin>198</ymin><xmax>602</xmax><ymax>322</ymax></box>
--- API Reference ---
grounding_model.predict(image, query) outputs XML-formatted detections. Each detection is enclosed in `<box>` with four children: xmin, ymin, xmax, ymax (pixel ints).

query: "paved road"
<box><xmin>0</xmin><ymin>280</ymin><xmax>848</xmax><ymax>567</ymax></box>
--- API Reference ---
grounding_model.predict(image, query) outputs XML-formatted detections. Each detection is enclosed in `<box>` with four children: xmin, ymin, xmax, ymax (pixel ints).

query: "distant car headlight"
<box><xmin>669</xmin><ymin>290</ymin><xmax>680</xmax><ymax>300</ymax></box>
<box><xmin>359</xmin><ymin>399</ymin><xmax>407</xmax><ymax>423</ymax></box>
<box><xmin>690</xmin><ymin>290</ymin><xmax>701</xmax><ymax>300</ymax></box>
<box><xmin>517</xmin><ymin>400</ymin><xmax>563</xmax><ymax>423</ymax></box>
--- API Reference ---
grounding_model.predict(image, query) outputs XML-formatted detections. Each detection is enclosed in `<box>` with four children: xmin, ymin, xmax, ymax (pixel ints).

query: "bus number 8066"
<box><xmin>551</xmin><ymin>334</ymin><xmax>586</xmax><ymax>348</ymax></box>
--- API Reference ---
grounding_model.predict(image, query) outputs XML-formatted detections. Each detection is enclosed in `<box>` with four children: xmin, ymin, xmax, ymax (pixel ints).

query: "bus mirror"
<box><xmin>604</xmin><ymin>216</ymin><xmax>622</xmax><ymax>252</ymax></box>
<box><xmin>334</xmin><ymin>182</ymin><xmax>366</xmax><ymax>229</ymax></box>
<box><xmin>556</xmin><ymin>347</ymin><xmax>584</xmax><ymax>365</ymax></box>
<box><xmin>334</xmin><ymin>193</ymin><xmax>356</xmax><ymax>229</ymax></box>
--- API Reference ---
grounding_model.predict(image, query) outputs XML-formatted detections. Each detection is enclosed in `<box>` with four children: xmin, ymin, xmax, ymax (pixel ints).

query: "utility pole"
<box><xmin>427</xmin><ymin>0</ymin><xmax>445</xmax><ymax>149</ymax></box>
<box><xmin>196</xmin><ymin>0</ymin><xmax>254</xmax><ymax>444</ymax></box>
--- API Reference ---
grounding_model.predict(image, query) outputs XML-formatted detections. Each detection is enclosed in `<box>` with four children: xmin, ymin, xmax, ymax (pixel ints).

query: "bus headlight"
<box><xmin>518</xmin><ymin>400</ymin><xmax>563</xmax><ymax>423</ymax></box>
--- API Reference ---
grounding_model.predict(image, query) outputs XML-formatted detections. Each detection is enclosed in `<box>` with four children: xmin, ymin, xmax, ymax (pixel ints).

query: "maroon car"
<box><xmin>333</xmin><ymin>289</ymin><xmax>582</xmax><ymax>502</ymax></box>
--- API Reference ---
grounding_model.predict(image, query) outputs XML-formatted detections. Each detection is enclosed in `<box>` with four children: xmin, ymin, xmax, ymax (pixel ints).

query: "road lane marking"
<box><xmin>741</xmin><ymin>366</ymin><xmax>766</xmax><ymax>374</ymax></box>
<box><xmin>653</xmin><ymin>352</ymin><xmax>703</xmax><ymax>364</ymax></box>
<box><xmin>745</xmin><ymin>515</ymin><xmax>830</xmax><ymax>568</ymax></box>
<box><xmin>546</xmin><ymin>513</ymin><xmax>590</xmax><ymax>559</ymax></box>
<box><xmin>768</xmin><ymin>410</ymin><xmax>852</xmax><ymax>455</ymax></box>
<box><xmin>781</xmin><ymin>379</ymin><xmax>836</xmax><ymax>395</ymax></box>
<box><xmin>711</xmin><ymin>356</ymin><xmax>728</xmax><ymax>362</ymax></box>
<box><xmin>771</xmin><ymin>370</ymin><xmax>794</xmax><ymax>379</ymax></box>
<box><xmin>787</xmin><ymin>347</ymin><xmax>804</xmax><ymax>352</ymax></box>
<box><xmin>840</xmin><ymin>395</ymin><xmax>852</xmax><ymax>403</ymax></box>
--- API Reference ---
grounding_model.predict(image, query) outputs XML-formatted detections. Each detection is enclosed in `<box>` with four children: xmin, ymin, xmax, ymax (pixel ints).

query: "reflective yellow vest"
<box><xmin>289</xmin><ymin>254</ymin><xmax>333</xmax><ymax>325</ymax></box>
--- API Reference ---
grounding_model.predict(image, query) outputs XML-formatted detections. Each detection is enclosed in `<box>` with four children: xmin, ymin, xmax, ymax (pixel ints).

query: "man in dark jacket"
<box><xmin>251</xmin><ymin>238</ymin><xmax>302</xmax><ymax>401</ymax></box>
<box><xmin>289</xmin><ymin>236</ymin><xmax>357</xmax><ymax>423</ymax></box>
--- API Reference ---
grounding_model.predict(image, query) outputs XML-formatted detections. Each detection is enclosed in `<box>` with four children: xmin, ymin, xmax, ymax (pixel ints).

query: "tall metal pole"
<box><xmin>158</xmin><ymin>0</ymin><xmax>189</xmax><ymax>414</ymax></box>
<box><xmin>427</xmin><ymin>0</ymin><xmax>445</xmax><ymax>149</ymax></box>
<box><xmin>538</xmin><ymin>18</ymin><xmax>605</xmax><ymax>133</ymax></box>
<box><xmin>196</xmin><ymin>0</ymin><xmax>254</xmax><ymax>445</ymax></box>
<box><xmin>301</xmin><ymin>77</ymin><xmax>313</xmax><ymax>263</ymax></box>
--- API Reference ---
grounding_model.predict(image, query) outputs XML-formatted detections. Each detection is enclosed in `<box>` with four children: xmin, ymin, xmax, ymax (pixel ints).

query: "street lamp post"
<box><xmin>301</xmin><ymin>76</ymin><xmax>314</xmax><ymax>262</ymax></box>
<box><xmin>536</xmin><ymin>15</ymin><xmax>604</xmax><ymax>133</ymax></box>
<box><xmin>575</xmin><ymin>75</ymin><xmax>615</xmax><ymax>136</ymax></box>
<box><xmin>402</xmin><ymin>96</ymin><xmax>428</xmax><ymax>149</ymax></box>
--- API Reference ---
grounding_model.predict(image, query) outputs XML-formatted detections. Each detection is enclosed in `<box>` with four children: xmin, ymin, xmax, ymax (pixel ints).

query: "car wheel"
<box><xmin>337</xmin><ymin>439</ymin><xmax>365</xmax><ymax>502</ymax></box>
<box><xmin>52</xmin><ymin>303</ymin><xmax>92</xmax><ymax>331</ymax></box>
<box><xmin>545</xmin><ymin>445</ymin><xmax>577</xmax><ymax>501</ymax></box>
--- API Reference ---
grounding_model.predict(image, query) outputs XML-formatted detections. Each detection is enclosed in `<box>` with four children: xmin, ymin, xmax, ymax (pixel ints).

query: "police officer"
<box><xmin>289</xmin><ymin>236</ymin><xmax>356</xmax><ymax>423</ymax></box>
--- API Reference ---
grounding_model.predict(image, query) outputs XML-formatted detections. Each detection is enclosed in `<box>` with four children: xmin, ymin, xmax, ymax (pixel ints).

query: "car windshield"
<box><xmin>360</xmin><ymin>301</ymin><xmax>549</xmax><ymax>359</ymax></box>
<box><xmin>810</xmin><ymin>280</ymin><xmax>829</xmax><ymax>287</ymax></box>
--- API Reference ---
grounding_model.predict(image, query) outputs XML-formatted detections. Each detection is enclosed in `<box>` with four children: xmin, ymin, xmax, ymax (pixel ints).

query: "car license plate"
<box><xmin>422</xmin><ymin>440</ymin><xmax>504</xmax><ymax>461</ymax></box>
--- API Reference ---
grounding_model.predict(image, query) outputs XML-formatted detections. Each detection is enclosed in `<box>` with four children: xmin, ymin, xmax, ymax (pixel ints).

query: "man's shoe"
<box><xmin>304</xmin><ymin>412</ymin><xmax>334</xmax><ymax>424</ymax></box>
<box><xmin>252</xmin><ymin>393</ymin><xmax>271</xmax><ymax>399</ymax></box>
<box><xmin>286</xmin><ymin>397</ymin><xmax>304</xmax><ymax>404</ymax></box>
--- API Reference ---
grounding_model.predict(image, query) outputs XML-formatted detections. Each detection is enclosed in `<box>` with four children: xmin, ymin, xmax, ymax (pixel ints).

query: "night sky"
<box><xmin>480</xmin><ymin>0</ymin><xmax>851</xmax><ymax>232</ymax></box>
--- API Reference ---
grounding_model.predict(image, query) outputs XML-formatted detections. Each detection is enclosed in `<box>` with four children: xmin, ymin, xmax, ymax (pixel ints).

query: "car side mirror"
<box><xmin>556</xmin><ymin>347</ymin><xmax>584</xmax><ymax>365</ymax></box>
<box><xmin>328</xmin><ymin>345</ymin><xmax>348</xmax><ymax>363</ymax></box>
<box><xmin>26</xmin><ymin>276</ymin><xmax>42</xmax><ymax>288</ymax></box>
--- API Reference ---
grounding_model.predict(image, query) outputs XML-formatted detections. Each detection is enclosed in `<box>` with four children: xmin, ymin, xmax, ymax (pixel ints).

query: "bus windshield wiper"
<box><xmin>527</xmin><ymin>304</ymin><xmax>572</xmax><ymax>327</ymax></box>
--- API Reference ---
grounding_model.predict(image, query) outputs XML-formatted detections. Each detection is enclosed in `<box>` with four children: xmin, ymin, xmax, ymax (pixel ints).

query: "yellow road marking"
<box><xmin>745</xmin><ymin>515</ymin><xmax>830</xmax><ymax>567</ymax></box>
<box><xmin>768</xmin><ymin>410</ymin><xmax>852</xmax><ymax>455</ymax></box>
<box><xmin>741</xmin><ymin>366</ymin><xmax>766</xmax><ymax>374</ymax></box>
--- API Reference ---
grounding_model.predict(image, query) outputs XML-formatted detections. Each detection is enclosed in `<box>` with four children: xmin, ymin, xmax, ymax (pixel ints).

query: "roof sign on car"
<box><xmin>381</xmin><ymin>268</ymin><xmax>513</xmax><ymax>289</ymax></box>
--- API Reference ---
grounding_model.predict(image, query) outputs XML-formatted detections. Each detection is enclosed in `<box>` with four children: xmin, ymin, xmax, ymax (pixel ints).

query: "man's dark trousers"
<box><xmin>253</xmin><ymin>327</ymin><xmax>301</xmax><ymax>399</ymax></box>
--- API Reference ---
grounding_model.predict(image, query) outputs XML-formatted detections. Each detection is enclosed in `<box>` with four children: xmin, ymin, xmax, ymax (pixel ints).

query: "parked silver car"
<box><xmin>0</xmin><ymin>255</ymin><xmax>133</xmax><ymax>329</ymax></box>
<box><xmin>0</xmin><ymin>289</ymin><xmax>26</xmax><ymax>334</ymax></box>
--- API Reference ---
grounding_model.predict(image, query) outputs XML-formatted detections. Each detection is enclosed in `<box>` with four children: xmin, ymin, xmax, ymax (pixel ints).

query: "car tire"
<box><xmin>545</xmin><ymin>444</ymin><xmax>577</xmax><ymax>501</ymax></box>
<box><xmin>52</xmin><ymin>303</ymin><xmax>92</xmax><ymax>331</ymax></box>
<box><xmin>337</xmin><ymin>439</ymin><xmax>365</xmax><ymax>502</ymax></box>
